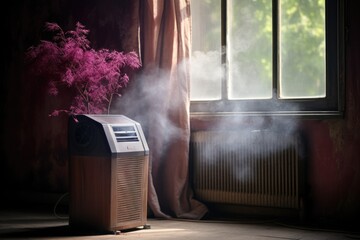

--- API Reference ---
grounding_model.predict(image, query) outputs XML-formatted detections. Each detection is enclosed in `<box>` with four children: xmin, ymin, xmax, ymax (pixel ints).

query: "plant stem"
<box><xmin>107</xmin><ymin>93</ymin><xmax>113</xmax><ymax>114</ymax></box>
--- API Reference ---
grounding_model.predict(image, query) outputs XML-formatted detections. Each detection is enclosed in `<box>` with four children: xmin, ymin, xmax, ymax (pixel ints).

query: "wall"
<box><xmin>1</xmin><ymin>0</ymin><xmax>359</xmax><ymax>225</ymax></box>
<box><xmin>1</xmin><ymin>0</ymin><xmax>138</xmax><ymax>194</ymax></box>
<box><xmin>303</xmin><ymin>0</ymin><xmax>360</xmax><ymax>222</ymax></box>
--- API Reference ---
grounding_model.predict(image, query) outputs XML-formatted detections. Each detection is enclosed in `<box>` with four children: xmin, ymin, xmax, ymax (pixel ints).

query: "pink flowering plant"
<box><xmin>26</xmin><ymin>22</ymin><xmax>141</xmax><ymax>116</ymax></box>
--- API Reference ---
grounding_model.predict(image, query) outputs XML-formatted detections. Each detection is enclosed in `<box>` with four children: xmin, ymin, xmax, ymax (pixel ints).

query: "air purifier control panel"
<box><xmin>112</xmin><ymin>126</ymin><xmax>139</xmax><ymax>142</ymax></box>
<box><xmin>106</xmin><ymin>124</ymin><xmax>147</xmax><ymax>155</ymax></box>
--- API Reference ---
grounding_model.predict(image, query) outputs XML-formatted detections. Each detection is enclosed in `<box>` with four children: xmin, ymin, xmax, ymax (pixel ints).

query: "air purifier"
<box><xmin>68</xmin><ymin>114</ymin><xmax>149</xmax><ymax>232</ymax></box>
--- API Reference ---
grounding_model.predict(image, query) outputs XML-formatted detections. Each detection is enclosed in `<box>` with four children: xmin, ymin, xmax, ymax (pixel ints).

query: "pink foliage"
<box><xmin>25</xmin><ymin>22</ymin><xmax>141</xmax><ymax>116</ymax></box>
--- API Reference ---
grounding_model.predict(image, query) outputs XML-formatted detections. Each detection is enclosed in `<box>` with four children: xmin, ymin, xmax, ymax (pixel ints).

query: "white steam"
<box><xmin>188</xmin><ymin>47</ymin><xmax>303</xmax><ymax>184</ymax></box>
<box><xmin>115</xmin><ymin>67</ymin><xmax>187</xmax><ymax>153</ymax></box>
<box><xmin>190</xmin><ymin>50</ymin><xmax>223</xmax><ymax>100</ymax></box>
<box><xmin>115</xmin><ymin>50</ymin><xmax>302</xmax><ymax>186</ymax></box>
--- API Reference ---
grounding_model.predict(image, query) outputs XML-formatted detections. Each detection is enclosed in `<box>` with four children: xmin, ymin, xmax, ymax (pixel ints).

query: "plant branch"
<box><xmin>25</xmin><ymin>21</ymin><xmax>141</xmax><ymax>116</ymax></box>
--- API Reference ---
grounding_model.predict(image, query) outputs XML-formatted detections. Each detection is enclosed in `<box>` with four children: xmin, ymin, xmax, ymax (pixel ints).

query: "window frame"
<box><xmin>190</xmin><ymin>0</ymin><xmax>345</xmax><ymax>118</ymax></box>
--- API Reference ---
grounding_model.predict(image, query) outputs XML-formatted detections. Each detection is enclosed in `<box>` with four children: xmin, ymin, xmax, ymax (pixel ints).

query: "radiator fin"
<box><xmin>191</xmin><ymin>131</ymin><xmax>302</xmax><ymax>209</ymax></box>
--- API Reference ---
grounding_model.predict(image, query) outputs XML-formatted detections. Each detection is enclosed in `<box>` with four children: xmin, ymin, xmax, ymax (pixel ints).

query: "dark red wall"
<box><xmin>1</xmin><ymin>0</ymin><xmax>138</xmax><ymax>193</ymax></box>
<box><xmin>303</xmin><ymin>0</ymin><xmax>360</xmax><ymax>221</ymax></box>
<box><xmin>1</xmin><ymin>0</ymin><xmax>359</xmax><ymax>225</ymax></box>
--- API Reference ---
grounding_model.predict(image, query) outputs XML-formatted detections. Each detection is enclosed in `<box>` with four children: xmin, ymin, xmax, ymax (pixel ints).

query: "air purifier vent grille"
<box><xmin>116</xmin><ymin>155</ymin><xmax>147</xmax><ymax>224</ymax></box>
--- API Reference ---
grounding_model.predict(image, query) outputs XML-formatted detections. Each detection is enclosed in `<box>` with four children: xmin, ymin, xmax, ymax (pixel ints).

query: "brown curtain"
<box><xmin>119</xmin><ymin>0</ymin><xmax>207</xmax><ymax>219</ymax></box>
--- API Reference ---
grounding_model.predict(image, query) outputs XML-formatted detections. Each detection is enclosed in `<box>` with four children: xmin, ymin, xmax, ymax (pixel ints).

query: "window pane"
<box><xmin>228</xmin><ymin>0</ymin><xmax>273</xmax><ymax>100</ymax></box>
<box><xmin>190</xmin><ymin>0</ymin><xmax>222</xmax><ymax>101</ymax></box>
<box><xmin>279</xmin><ymin>0</ymin><xmax>326</xmax><ymax>99</ymax></box>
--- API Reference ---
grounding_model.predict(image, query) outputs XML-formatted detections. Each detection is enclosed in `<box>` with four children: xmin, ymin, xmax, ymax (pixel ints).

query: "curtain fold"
<box><xmin>135</xmin><ymin>0</ymin><xmax>207</xmax><ymax>219</ymax></box>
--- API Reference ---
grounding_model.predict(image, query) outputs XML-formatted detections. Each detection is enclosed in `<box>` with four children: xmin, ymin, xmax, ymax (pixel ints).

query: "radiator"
<box><xmin>191</xmin><ymin>130</ymin><xmax>305</xmax><ymax>210</ymax></box>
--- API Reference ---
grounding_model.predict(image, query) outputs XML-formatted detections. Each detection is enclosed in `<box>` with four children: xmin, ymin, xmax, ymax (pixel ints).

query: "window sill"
<box><xmin>190</xmin><ymin>110</ymin><xmax>344</xmax><ymax>120</ymax></box>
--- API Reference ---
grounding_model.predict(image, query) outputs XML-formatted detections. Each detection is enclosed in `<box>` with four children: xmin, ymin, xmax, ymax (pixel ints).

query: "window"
<box><xmin>190</xmin><ymin>0</ymin><xmax>344</xmax><ymax>117</ymax></box>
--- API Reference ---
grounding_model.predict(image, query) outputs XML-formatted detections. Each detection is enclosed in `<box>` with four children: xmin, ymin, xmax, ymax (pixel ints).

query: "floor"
<box><xmin>1</xmin><ymin>205</ymin><xmax>359</xmax><ymax>240</ymax></box>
